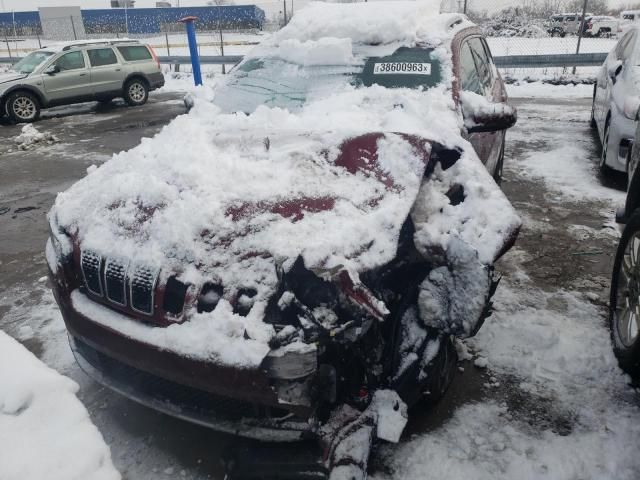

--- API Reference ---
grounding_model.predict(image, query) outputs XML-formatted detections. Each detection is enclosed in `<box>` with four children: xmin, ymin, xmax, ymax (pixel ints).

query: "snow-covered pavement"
<box><xmin>1</xmin><ymin>89</ymin><xmax>640</xmax><ymax>479</ymax></box>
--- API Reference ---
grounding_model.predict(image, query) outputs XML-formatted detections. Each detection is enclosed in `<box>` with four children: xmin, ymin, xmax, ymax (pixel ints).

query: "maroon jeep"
<box><xmin>47</xmin><ymin>4</ymin><xmax>518</xmax><ymax>478</ymax></box>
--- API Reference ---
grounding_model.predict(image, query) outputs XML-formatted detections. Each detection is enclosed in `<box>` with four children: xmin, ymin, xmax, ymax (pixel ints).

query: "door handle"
<box><xmin>115</xmin><ymin>68</ymin><xmax>121</xmax><ymax>72</ymax></box>
<box><xmin>79</xmin><ymin>73</ymin><xmax>87</xmax><ymax>76</ymax></box>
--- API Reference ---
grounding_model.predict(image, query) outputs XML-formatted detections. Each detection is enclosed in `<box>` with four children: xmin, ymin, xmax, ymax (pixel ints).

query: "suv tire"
<box><xmin>610</xmin><ymin>209</ymin><xmax>640</xmax><ymax>378</ymax></box>
<box><xmin>600</xmin><ymin>120</ymin><xmax>615</xmax><ymax>176</ymax></box>
<box><xmin>5</xmin><ymin>91</ymin><xmax>41</xmax><ymax>123</ymax></box>
<box><xmin>124</xmin><ymin>79</ymin><xmax>149</xmax><ymax>106</ymax></box>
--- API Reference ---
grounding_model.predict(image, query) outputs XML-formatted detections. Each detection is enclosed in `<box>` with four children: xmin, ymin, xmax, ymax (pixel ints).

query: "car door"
<box><xmin>459</xmin><ymin>36</ymin><xmax>503</xmax><ymax>171</ymax></box>
<box><xmin>596</xmin><ymin>30</ymin><xmax>636</xmax><ymax>136</ymax></box>
<box><xmin>42</xmin><ymin>50</ymin><xmax>92</xmax><ymax>104</ymax></box>
<box><xmin>87</xmin><ymin>47</ymin><xmax>126</xmax><ymax>95</ymax></box>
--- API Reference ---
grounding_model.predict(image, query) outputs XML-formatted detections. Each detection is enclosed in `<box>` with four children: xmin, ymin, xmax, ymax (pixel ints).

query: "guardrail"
<box><xmin>0</xmin><ymin>53</ymin><xmax>608</xmax><ymax>69</ymax></box>
<box><xmin>0</xmin><ymin>55</ymin><xmax>242</xmax><ymax>65</ymax></box>
<box><xmin>494</xmin><ymin>53</ymin><xmax>607</xmax><ymax>68</ymax></box>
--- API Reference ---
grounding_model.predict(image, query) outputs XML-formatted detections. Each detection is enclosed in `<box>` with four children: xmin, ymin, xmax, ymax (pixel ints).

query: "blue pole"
<box><xmin>180</xmin><ymin>17</ymin><xmax>202</xmax><ymax>86</ymax></box>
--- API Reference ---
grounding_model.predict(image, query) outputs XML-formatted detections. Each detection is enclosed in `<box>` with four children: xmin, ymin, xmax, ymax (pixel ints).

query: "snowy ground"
<box><xmin>0</xmin><ymin>331</ymin><xmax>120</xmax><ymax>480</ymax></box>
<box><xmin>1</xmin><ymin>84</ymin><xmax>640</xmax><ymax>478</ymax></box>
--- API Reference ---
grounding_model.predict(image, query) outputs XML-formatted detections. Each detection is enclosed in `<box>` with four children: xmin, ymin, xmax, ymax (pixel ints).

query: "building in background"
<box><xmin>156</xmin><ymin>2</ymin><xmax>172</xmax><ymax>7</ymax></box>
<box><xmin>38</xmin><ymin>6</ymin><xmax>86</xmax><ymax>40</ymax></box>
<box><xmin>0</xmin><ymin>4</ymin><xmax>265</xmax><ymax>38</ymax></box>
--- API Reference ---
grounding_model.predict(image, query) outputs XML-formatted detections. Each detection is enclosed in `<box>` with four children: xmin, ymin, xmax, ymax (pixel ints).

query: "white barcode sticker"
<box><xmin>373</xmin><ymin>62</ymin><xmax>432</xmax><ymax>75</ymax></box>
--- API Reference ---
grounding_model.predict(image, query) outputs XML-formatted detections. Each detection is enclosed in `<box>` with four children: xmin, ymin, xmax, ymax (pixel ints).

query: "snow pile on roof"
<box><xmin>51</xmin><ymin>1</ymin><xmax>518</xmax><ymax>368</ymax></box>
<box><xmin>0</xmin><ymin>331</ymin><xmax>120</xmax><ymax>480</ymax></box>
<box><xmin>267</xmin><ymin>1</ymin><xmax>470</xmax><ymax>46</ymax></box>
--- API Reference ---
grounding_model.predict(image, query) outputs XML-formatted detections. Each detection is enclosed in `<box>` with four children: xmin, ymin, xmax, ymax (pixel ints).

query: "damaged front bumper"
<box><xmin>68</xmin><ymin>333</ymin><xmax>317</xmax><ymax>441</ymax></box>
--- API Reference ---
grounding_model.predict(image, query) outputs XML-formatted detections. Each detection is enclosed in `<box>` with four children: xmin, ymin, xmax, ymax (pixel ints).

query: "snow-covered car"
<box><xmin>584</xmin><ymin>16</ymin><xmax>619</xmax><ymax>38</ymax></box>
<box><xmin>592</xmin><ymin>26</ymin><xmax>640</xmax><ymax>174</ymax></box>
<box><xmin>610</xmin><ymin>122</ymin><xmax>640</xmax><ymax>377</ymax></box>
<box><xmin>46</xmin><ymin>2</ymin><xmax>519</xmax><ymax>477</ymax></box>
<box><xmin>548</xmin><ymin>12</ymin><xmax>592</xmax><ymax>37</ymax></box>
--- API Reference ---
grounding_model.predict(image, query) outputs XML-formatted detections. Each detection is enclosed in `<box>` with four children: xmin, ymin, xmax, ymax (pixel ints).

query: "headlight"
<box><xmin>47</xmin><ymin>212</ymin><xmax>73</xmax><ymax>266</ymax></box>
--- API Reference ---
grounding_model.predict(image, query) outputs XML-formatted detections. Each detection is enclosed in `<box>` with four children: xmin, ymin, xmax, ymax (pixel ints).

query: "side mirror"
<box><xmin>45</xmin><ymin>64</ymin><xmax>60</xmax><ymax>75</ymax></box>
<box><xmin>608</xmin><ymin>59</ymin><xmax>623</xmax><ymax>83</ymax></box>
<box><xmin>460</xmin><ymin>91</ymin><xmax>518</xmax><ymax>134</ymax></box>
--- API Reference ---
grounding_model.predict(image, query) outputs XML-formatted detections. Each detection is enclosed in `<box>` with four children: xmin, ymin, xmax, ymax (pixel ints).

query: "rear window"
<box><xmin>117</xmin><ymin>46</ymin><xmax>152</xmax><ymax>62</ymax></box>
<box><xmin>88</xmin><ymin>48</ymin><xmax>118</xmax><ymax>67</ymax></box>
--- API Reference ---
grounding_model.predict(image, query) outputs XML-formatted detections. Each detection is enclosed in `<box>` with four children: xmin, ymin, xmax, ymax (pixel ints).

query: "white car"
<box><xmin>592</xmin><ymin>26</ymin><xmax>640</xmax><ymax>174</ymax></box>
<box><xmin>584</xmin><ymin>16</ymin><xmax>618</xmax><ymax>37</ymax></box>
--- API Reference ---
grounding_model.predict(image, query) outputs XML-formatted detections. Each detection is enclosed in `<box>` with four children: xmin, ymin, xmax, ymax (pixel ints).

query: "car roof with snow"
<box><xmin>259</xmin><ymin>1</ymin><xmax>474</xmax><ymax>49</ymax></box>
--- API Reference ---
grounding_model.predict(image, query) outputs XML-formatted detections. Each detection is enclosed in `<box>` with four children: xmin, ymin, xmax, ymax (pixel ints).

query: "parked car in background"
<box><xmin>584</xmin><ymin>15</ymin><xmax>619</xmax><ymax>37</ymax></box>
<box><xmin>609</xmin><ymin>123</ymin><xmax>640</xmax><ymax>378</ymax></box>
<box><xmin>548</xmin><ymin>12</ymin><xmax>592</xmax><ymax>37</ymax></box>
<box><xmin>47</xmin><ymin>2</ymin><xmax>519</xmax><ymax>478</ymax></box>
<box><xmin>0</xmin><ymin>39</ymin><xmax>164</xmax><ymax>123</ymax></box>
<box><xmin>592</xmin><ymin>26</ymin><xmax>640</xmax><ymax>174</ymax></box>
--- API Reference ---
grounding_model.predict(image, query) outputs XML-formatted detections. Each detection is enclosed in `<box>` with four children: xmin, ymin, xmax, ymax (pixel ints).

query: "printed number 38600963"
<box><xmin>373</xmin><ymin>62</ymin><xmax>432</xmax><ymax>75</ymax></box>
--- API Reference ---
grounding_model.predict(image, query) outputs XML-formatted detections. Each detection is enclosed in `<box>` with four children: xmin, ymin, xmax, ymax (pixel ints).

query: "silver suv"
<box><xmin>0</xmin><ymin>39</ymin><xmax>165</xmax><ymax>123</ymax></box>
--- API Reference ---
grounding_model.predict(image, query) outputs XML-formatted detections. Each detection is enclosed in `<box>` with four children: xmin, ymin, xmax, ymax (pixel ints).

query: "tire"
<box><xmin>560</xmin><ymin>31</ymin><xmax>567</xmax><ymax>38</ymax></box>
<box><xmin>600</xmin><ymin>120</ymin><xmax>615</xmax><ymax>176</ymax></box>
<box><xmin>494</xmin><ymin>138</ymin><xmax>505</xmax><ymax>186</ymax></box>
<box><xmin>609</xmin><ymin>209</ymin><xmax>640</xmax><ymax>377</ymax></box>
<box><xmin>590</xmin><ymin>84</ymin><xmax>597</xmax><ymax>129</ymax></box>
<box><xmin>421</xmin><ymin>335</ymin><xmax>457</xmax><ymax>406</ymax></box>
<box><xmin>5</xmin><ymin>91</ymin><xmax>40</xmax><ymax>123</ymax></box>
<box><xmin>123</xmin><ymin>79</ymin><xmax>149</xmax><ymax>106</ymax></box>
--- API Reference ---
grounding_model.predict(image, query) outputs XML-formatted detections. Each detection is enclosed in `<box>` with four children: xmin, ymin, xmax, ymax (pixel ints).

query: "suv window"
<box><xmin>117</xmin><ymin>46</ymin><xmax>152</xmax><ymax>61</ymax></box>
<box><xmin>54</xmin><ymin>51</ymin><xmax>85</xmax><ymax>71</ymax></box>
<box><xmin>88</xmin><ymin>48</ymin><xmax>118</xmax><ymax>67</ymax></box>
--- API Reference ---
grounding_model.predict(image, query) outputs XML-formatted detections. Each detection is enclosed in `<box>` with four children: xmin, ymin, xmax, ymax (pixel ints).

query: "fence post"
<box><xmin>573</xmin><ymin>0</ymin><xmax>589</xmax><ymax>75</ymax></box>
<box><xmin>70</xmin><ymin>15</ymin><xmax>77</xmax><ymax>40</ymax></box>
<box><xmin>217</xmin><ymin>6</ymin><xmax>226</xmax><ymax>74</ymax></box>
<box><xmin>36</xmin><ymin>31</ymin><xmax>41</xmax><ymax>48</ymax></box>
<box><xmin>4</xmin><ymin>31</ymin><xmax>11</xmax><ymax>60</ymax></box>
<box><xmin>165</xmin><ymin>31</ymin><xmax>170</xmax><ymax>56</ymax></box>
<box><xmin>178</xmin><ymin>16</ymin><xmax>202</xmax><ymax>86</ymax></box>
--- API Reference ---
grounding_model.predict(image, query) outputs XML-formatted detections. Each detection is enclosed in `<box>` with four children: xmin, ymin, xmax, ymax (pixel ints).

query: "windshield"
<box><xmin>11</xmin><ymin>51</ymin><xmax>55</xmax><ymax>74</ymax></box>
<box><xmin>214</xmin><ymin>47</ymin><xmax>443</xmax><ymax>114</ymax></box>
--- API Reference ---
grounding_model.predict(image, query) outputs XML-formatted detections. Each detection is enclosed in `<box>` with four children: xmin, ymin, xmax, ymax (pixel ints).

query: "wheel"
<box><xmin>389</xmin><ymin>301</ymin><xmax>458</xmax><ymax>408</ymax></box>
<box><xmin>493</xmin><ymin>138</ymin><xmax>505</xmax><ymax>186</ymax></box>
<box><xmin>600</xmin><ymin>120</ymin><xmax>615</xmax><ymax>175</ymax></box>
<box><xmin>421</xmin><ymin>335</ymin><xmax>457</xmax><ymax>406</ymax></box>
<box><xmin>590</xmin><ymin>85</ymin><xmax>597</xmax><ymax>129</ymax></box>
<box><xmin>560</xmin><ymin>31</ymin><xmax>567</xmax><ymax>38</ymax></box>
<box><xmin>5</xmin><ymin>91</ymin><xmax>40</xmax><ymax>123</ymax></box>
<box><xmin>123</xmin><ymin>79</ymin><xmax>149</xmax><ymax>106</ymax></box>
<box><xmin>610</xmin><ymin>210</ymin><xmax>640</xmax><ymax>377</ymax></box>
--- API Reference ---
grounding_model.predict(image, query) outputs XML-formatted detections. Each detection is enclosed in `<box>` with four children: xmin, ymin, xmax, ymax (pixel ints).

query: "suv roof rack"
<box><xmin>60</xmin><ymin>39</ymin><xmax>141</xmax><ymax>51</ymax></box>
